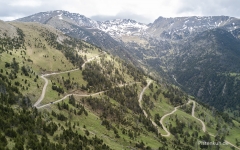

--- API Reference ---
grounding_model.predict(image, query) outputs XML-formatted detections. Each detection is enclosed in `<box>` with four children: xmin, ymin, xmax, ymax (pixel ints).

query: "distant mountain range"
<box><xmin>16</xmin><ymin>10</ymin><xmax>148</xmax><ymax>38</ymax></box>
<box><xmin>15</xmin><ymin>10</ymin><xmax>240</xmax><ymax>114</ymax></box>
<box><xmin>1</xmin><ymin>18</ymin><xmax>240</xmax><ymax>150</ymax></box>
<box><xmin>16</xmin><ymin>10</ymin><xmax>240</xmax><ymax>41</ymax></box>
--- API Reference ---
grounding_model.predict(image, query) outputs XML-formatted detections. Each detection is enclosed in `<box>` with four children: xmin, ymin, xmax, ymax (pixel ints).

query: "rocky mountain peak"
<box><xmin>16</xmin><ymin>10</ymin><xmax>98</xmax><ymax>28</ymax></box>
<box><xmin>147</xmin><ymin>15</ymin><xmax>240</xmax><ymax>40</ymax></box>
<box><xmin>97</xmin><ymin>18</ymin><xmax>148</xmax><ymax>38</ymax></box>
<box><xmin>15</xmin><ymin>10</ymin><xmax>240</xmax><ymax>44</ymax></box>
<box><xmin>16</xmin><ymin>10</ymin><xmax>149</xmax><ymax>38</ymax></box>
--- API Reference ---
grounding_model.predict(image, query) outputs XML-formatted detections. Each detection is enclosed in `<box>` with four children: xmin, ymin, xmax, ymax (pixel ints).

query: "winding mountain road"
<box><xmin>33</xmin><ymin>68</ymin><xmax>79</xmax><ymax>107</ymax></box>
<box><xmin>35</xmin><ymin>51</ymin><xmax>141</xmax><ymax>108</ymax></box>
<box><xmin>34</xmin><ymin>55</ymin><xmax>240</xmax><ymax>149</ymax></box>
<box><xmin>159</xmin><ymin>100</ymin><xmax>239</xmax><ymax>149</ymax></box>
<box><xmin>190</xmin><ymin>100</ymin><xmax>206</xmax><ymax>132</ymax></box>
<box><xmin>37</xmin><ymin>91</ymin><xmax>105</xmax><ymax>109</ymax></box>
<box><xmin>160</xmin><ymin>106</ymin><xmax>178</xmax><ymax>137</ymax></box>
<box><xmin>138</xmin><ymin>80</ymin><xmax>163</xmax><ymax>133</ymax></box>
<box><xmin>159</xmin><ymin>100</ymin><xmax>207</xmax><ymax>137</ymax></box>
<box><xmin>159</xmin><ymin>100</ymin><xmax>191</xmax><ymax>137</ymax></box>
<box><xmin>37</xmin><ymin>80</ymin><xmax>141</xmax><ymax>109</ymax></box>
<box><xmin>34</xmin><ymin>53</ymin><xmax>103</xmax><ymax>107</ymax></box>
<box><xmin>191</xmin><ymin>101</ymin><xmax>239</xmax><ymax>150</ymax></box>
<box><xmin>33</xmin><ymin>76</ymin><xmax>48</xmax><ymax>107</ymax></box>
<box><xmin>138</xmin><ymin>80</ymin><xmax>152</xmax><ymax>118</ymax></box>
<box><xmin>137</xmin><ymin>80</ymin><xmax>191</xmax><ymax>137</ymax></box>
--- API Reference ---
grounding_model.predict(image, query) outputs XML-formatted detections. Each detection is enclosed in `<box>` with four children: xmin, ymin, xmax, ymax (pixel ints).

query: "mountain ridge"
<box><xmin>15</xmin><ymin>10</ymin><xmax>240</xmax><ymax>118</ymax></box>
<box><xmin>15</xmin><ymin>10</ymin><xmax>149</xmax><ymax>41</ymax></box>
<box><xmin>0</xmin><ymin>19</ymin><xmax>240</xmax><ymax>150</ymax></box>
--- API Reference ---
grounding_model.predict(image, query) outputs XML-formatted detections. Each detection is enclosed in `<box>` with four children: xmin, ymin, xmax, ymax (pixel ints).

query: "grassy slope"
<box><xmin>3</xmin><ymin>22</ymin><xmax>76</xmax><ymax>103</ymax></box>
<box><xmin>142</xmin><ymin>81</ymin><xmax>240</xmax><ymax>149</ymax></box>
<box><xmin>10</xmin><ymin>22</ymin><xmax>161</xmax><ymax>149</ymax></box>
<box><xmin>40</xmin><ymin>95</ymin><xmax>164</xmax><ymax>150</ymax></box>
<box><xmin>194</xmin><ymin>103</ymin><xmax>240</xmax><ymax>149</ymax></box>
<box><xmin>1</xmin><ymin>22</ymin><xmax>239</xmax><ymax>150</ymax></box>
<box><xmin>0</xmin><ymin>44</ymin><xmax>44</xmax><ymax>103</ymax></box>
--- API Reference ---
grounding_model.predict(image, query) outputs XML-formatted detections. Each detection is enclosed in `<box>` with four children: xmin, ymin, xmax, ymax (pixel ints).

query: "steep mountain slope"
<box><xmin>0</xmin><ymin>20</ymin><xmax>240</xmax><ymax>149</ymax></box>
<box><xmin>16</xmin><ymin>11</ymin><xmax>240</xmax><ymax>45</ymax></box>
<box><xmin>15</xmin><ymin>10</ymin><xmax>98</xmax><ymax>27</ymax></box>
<box><xmin>147</xmin><ymin>16</ymin><xmax>240</xmax><ymax>40</ymax></box>
<box><xmin>16</xmin><ymin>10</ymin><xmax>138</xmax><ymax>64</ymax></box>
<box><xmin>15</xmin><ymin>11</ymin><xmax>240</xmax><ymax>118</ymax></box>
<box><xmin>128</xmin><ymin>16</ymin><xmax>240</xmax><ymax>115</ymax></box>
<box><xmin>0</xmin><ymin>20</ymin><xmax>18</xmax><ymax>38</ymax></box>
<box><xmin>171</xmin><ymin>28</ymin><xmax>240</xmax><ymax>111</ymax></box>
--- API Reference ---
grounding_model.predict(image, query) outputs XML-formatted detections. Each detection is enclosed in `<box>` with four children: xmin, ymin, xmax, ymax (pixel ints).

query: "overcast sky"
<box><xmin>1</xmin><ymin>0</ymin><xmax>240</xmax><ymax>23</ymax></box>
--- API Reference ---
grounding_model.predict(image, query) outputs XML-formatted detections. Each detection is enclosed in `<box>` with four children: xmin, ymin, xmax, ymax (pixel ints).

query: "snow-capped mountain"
<box><xmin>16</xmin><ymin>10</ymin><xmax>99</xmax><ymax>28</ymax></box>
<box><xmin>97</xmin><ymin>19</ymin><xmax>148</xmax><ymax>39</ymax></box>
<box><xmin>16</xmin><ymin>10</ymin><xmax>149</xmax><ymax>41</ymax></box>
<box><xmin>147</xmin><ymin>16</ymin><xmax>240</xmax><ymax>40</ymax></box>
<box><xmin>14</xmin><ymin>10</ymin><xmax>240</xmax><ymax>113</ymax></box>
<box><xmin>17</xmin><ymin>10</ymin><xmax>142</xmax><ymax>64</ymax></box>
<box><xmin>17</xmin><ymin>10</ymin><xmax>125</xmax><ymax>51</ymax></box>
<box><xmin>16</xmin><ymin>10</ymin><xmax>240</xmax><ymax>43</ymax></box>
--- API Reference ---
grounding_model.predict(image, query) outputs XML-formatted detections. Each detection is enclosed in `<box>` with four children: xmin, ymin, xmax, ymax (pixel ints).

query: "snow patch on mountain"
<box><xmin>58</xmin><ymin>14</ymin><xmax>63</xmax><ymax>20</ymax></box>
<box><xmin>97</xmin><ymin>19</ymin><xmax>148</xmax><ymax>38</ymax></box>
<box><xmin>16</xmin><ymin>10</ymin><xmax>240</xmax><ymax>43</ymax></box>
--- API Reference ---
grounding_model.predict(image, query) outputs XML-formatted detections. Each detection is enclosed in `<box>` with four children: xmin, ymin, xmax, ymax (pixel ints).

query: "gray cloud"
<box><xmin>90</xmin><ymin>11</ymin><xmax>153</xmax><ymax>24</ymax></box>
<box><xmin>175</xmin><ymin>0</ymin><xmax>240</xmax><ymax>18</ymax></box>
<box><xmin>0</xmin><ymin>0</ymin><xmax>240</xmax><ymax>22</ymax></box>
<box><xmin>0</xmin><ymin>0</ymin><xmax>65</xmax><ymax>20</ymax></box>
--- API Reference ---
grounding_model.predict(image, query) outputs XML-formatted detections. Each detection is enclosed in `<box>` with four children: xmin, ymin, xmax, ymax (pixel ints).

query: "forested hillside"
<box><xmin>171</xmin><ymin>29</ymin><xmax>240</xmax><ymax>118</ymax></box>
<box><xmin>0</xmin><ymin>21</ymin><xmax>239</xmax><ymax>150</ymax></box>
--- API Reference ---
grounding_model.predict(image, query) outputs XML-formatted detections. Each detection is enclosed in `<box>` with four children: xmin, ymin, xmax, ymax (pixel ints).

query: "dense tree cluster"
<box><xmin>169</xmin><ymin>117</ymin><xmax>185</xmax><ymax>135</ymax></box>
<box><xmin>81</xmin><ymin>95</ymin><xmax>162</xmax><ymax>141</ymax></box>
<box><xmin>57</xmin><ymin>128</ymin><xmax>111</xmax><ymax>150</ymax></box>
<box><xmin>82</xmin><ymin>62</ymin><xmax>112</xmax><ymax>92</ymax></box>
<box><xmin>4</xmin><ymin>58</ymin><xmax>19</xmax><ymax>80</ymax></box>
<box><xmin>138</xmin><ymin>114</ymin><xmax>158</xmax><ymax>134</ymax></box>
<box><xmin>0</xmin><ymin>73</ymin><xmax>21</xmax><ymax>104</ymax></box>
<box><xmin>180</xmin><ymin>103</ymin><xmax>192</xmax><ymax>114</ymax></box>
<box><xmin>106</xmin><ymin>85</ymin><xmax>142</xmax><ymax>114</ymax></box>
<box><xmin>81</xmin><ymin>53</ymin><xmax>146</xmax><ymax>93</ymax></box>
<box><xmin>172</xmin><ymin>29</ymin><xmax>240</xmax><ymax>113</ymax></box>
<box><xmin>121</xmin><ymin>60</ymin><xmax>145</xmax><ymax>82</ymax></box>
<box><xmin>0</xmin><ymin>77</ymin><xmax>111</xmax><ymax>149</ymax></box>
<box><xmin>21</xmin><ymin>65</ymin><xmax>29</xmax><ymax>76</ymax></box>
<box><xmin>143</xmin><ymin>95</ymin><xmax>154</xmax><ymax>110</ymax></box>
<box><xmin>163</xmin><ymin>91</ymin><xmax>185</xmax><ymax>107</ymax></box>
<box><xmin>82</xmin><ymin>96</ymin><xmax>124</xmax><ymax>123</ymax></box>
<box><xmin>52</xmin><ymin>82</ymin><xmax>64</xmax><ymax>94</ymax></box>
<box><xmin>1</xmin><ymin>23</ymin><xmax>238</xmax><ymax>150</ymax></box>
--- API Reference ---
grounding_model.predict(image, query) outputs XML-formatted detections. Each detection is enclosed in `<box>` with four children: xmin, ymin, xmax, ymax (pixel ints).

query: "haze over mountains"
<box><xmin>16</xmin><ymin>10</ymin><xmax>240</xmax><ymax>116</ymax></box>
